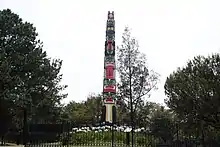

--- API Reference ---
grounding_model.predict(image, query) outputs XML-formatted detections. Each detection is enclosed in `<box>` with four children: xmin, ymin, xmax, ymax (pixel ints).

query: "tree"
<box><xmin>165</xmin><ymin>54</ymin><xmax>220</xmax><ymax>132</ymax></box>
<box><xmin>63</xmin><ymin>94</ymin><xmax>102</xmax><ymax>125</ymax></box>
<box><xmin>116</xmin><ymin>27</ymin><xmax>159</xmax><ymax>146</ymax></box>
<box><xmin>149</xmin><ymin>106</ymin><xmax>176</xmax><ymax>143</ymax></box>
<box><xmin>0</xmin><ymin>99</ymin><xmax>12</xmax><ymax>145</ymax></box>
<box><xmin>134</xmin><ymin>102</ymin><xmax>162</xmax><ymax>127</ymax></box>
<box><xmin>0</xmin><ymin>9</ymin><xmax>67</xmax><ymax>125</ymax></box>
<box><xmin>84</xmin><ymin>94</ymin><xmax>102</xmax><ymax>124</ymax></box>
<box><xmin>117</xmin><ymin>27</ymin><xmax>159</xmax><ymax>120</ymax></box>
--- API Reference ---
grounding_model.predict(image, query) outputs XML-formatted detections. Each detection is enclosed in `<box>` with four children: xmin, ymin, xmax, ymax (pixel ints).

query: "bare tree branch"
<box><xmin>116</xmin><ymin>26</ymin><xmax>160</xmax><ymax>126</ymax></box>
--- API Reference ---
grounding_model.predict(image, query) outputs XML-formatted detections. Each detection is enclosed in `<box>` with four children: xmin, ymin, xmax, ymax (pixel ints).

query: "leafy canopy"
<box><xmin>0</xmin><ymin>9</ymin><xmax>67</xmax><ymax>122</ymax></box>
<box><xmin>165</xmin><ymin>53</ymin><xmax>220</xmax><ymax>129</ymax></box>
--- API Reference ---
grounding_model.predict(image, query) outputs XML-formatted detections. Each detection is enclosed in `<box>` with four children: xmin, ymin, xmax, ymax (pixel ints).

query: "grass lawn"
<box><xmin>22</xmin><ymin>142</ymin><xmax>147</xmax><ymax>147</ymax></box>
<box><xmin>0</xmin><ymin>143</ymin><xmax>24</xmax><ymax>147</ymax></box>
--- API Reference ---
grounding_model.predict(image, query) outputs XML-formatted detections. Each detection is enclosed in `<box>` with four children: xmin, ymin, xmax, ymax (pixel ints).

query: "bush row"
<box><xmin>64</xmin><ymin>131</ymin><xmax>156</xmax><ymax>146</ymax></box>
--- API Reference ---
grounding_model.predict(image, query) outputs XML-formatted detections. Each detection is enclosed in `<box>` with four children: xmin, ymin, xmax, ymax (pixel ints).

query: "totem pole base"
<box><xmin>105</xmin><ymin>104</ymin><xmax>114</xmax><ymax>122</ymax></box>
<box><xmin>101</xmin><ymin>104</ymin><xmax>116</xmax><ymax>124</ymax></box>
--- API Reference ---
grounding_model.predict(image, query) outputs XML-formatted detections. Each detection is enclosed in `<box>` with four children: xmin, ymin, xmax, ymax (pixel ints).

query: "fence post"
<box><xmin>126</xmin><ymin>132</ymin><xmax>130</xmax><ymax>146</ymax></box>
<box><xmin>23</xmin><ymin>108</ymin><xmax>27</xmax><ymax>146</ymax></box>
<box><xmin>112</xmin><ymin>122</ymin><xmax>114</xmax><ymax>147</ymax></box>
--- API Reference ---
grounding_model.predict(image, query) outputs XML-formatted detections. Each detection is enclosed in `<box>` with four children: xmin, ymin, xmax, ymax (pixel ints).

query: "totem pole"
<box><xmin>101</xmin><ymin>11</ymin><xmax>116</xmax><ymax>124</ymax></box>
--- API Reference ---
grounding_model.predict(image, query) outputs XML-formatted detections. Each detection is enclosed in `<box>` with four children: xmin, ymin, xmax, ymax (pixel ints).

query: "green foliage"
<box><xmin>133</xmin><ymin>102</ymin><xmax>159</xmax><ymax>127</ymax></box>
<box><xmin>63</xmin><ymin>94</ymin><xmax>102</xmax><ymax>124</ymax></box>
<box><xmin>0</xmin><ymin>9</ymin><xmax>67</xmax><ymax>125</ymax></box>
<box><xmin>165</xmin><ymin>53</ymin><xmax>220</xmax><ymax>135</ymax></box>
<box><xmin>149</xmin><ymin>107</ymin><xmax>176</xmax><ymax>142</ymax></box>
<box><xmin>0</xmin><ymin>99</ymin><xmax>12</xmax><ymax>137</ymax></box>
<box><xmin>62</xmin><ymin>93</ymin><xmax>166</xmax><ymax>129</ymax></box>
<box><xmin>68</xmin><ymin>131</ymin><xmax>154</xmax><ymax>146</ymax></box>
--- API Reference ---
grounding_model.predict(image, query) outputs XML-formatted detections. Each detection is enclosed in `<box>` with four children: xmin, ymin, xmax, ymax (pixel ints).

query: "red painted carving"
<box><xmin>103</xmin><ymin>85</ymin><xmax>116</xmax><ymax>93</ymax></box>
<box><xmin>104</xmin><ymin>97</ymin><xmax>114</xmax><ymax>104</ymax></box>
<box><xmin>106</xmin><ymin>97</ymin><xmax>113</xmax><ymax>102</ymax></box>
<box><xmin>105</xmin><ymin>64</ymin><xmax>114</xmax><ymax>79</ymax></box>
<box><xmin>107</xmin><ymin>40</ymin><xmax>112</xmax><ymax>50</ymax></box>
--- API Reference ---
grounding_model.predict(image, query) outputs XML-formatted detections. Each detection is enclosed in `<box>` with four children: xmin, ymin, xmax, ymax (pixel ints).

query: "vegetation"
<box><xmin>116</xmin><ymin>27</ymin><xmax>160</xmax><ymax>145</ymax></box>
<box><xmin>68</xmin><ymin>130</ymin><xmax>155</xmax><ymax>146</ymax></box>
<box><xmin>165</xmin><ymin>54</ymin><xmax>220</xmax><ymax>143</ymax></box>
<box><xmin>62</xmin><ymin>94</ymin><xmax>102</xmax><ymax>124</ymax></box>
<box><xmin>116</xmin><ymin>27</ymin><xmax>159</xmax><ymax>119</ymax></box>
<box><xmin>0</xmin><ymin>8</ymin><xmax>67</xmax><ymax>144</ymax></box>
<box><xmin>1</xmin><ymin>8</ymin><xmax>220</xmax><ymax>146</ymax></box>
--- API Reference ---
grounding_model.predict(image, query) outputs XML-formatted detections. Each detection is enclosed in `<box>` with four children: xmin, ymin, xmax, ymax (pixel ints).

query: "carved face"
<box><xmin>107</xmin><ymin>27</ymin><xmax>114</xmax><ymax>30</ymax></box>
<box><xmin>105</xmin><ymin>56</ymin><xmax>115</xmax><ymax>63</ymax></box>
<box><xmin>103</xmin><ymin>93</ymin><xmax>117</xmax><ymax>100</ymax></box>
<box><xmin>106</xmin><ymin>35</ymin><xmax>115</xmax><ymax>41</ymax></box>
<box><xmin>105</xmin><ymin>63</ymin><xmax>114</xmax><ymax>67</ymax></box>
<box><xmin>103</xmin><ymin>79</ymin><xmax>116</xmax><ymax>85</ymax></box>
<box><xmin>107</xmin><ymin>20</ymin><xmax>114</xmax><ymax>27</ymax></box>
<box><xmin>109</xmin><ymin>14</ymin><xmax>113</xmax><ymax>19</ymax></box>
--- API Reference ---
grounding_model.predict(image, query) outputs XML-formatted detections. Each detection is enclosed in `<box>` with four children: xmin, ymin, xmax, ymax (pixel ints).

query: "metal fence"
<box><xmin>14</xmin><ymin>122</ymin><xmax>156</xmax><ymax>147</ymax></box>
<box><xmin>2</xmin><ymin>121</ymin><xmax>220</xmax><ymax>147</ymax></box>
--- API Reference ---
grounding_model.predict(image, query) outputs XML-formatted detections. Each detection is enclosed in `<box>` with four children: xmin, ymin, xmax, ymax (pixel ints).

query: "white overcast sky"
<box><xmin>1</xmin><ymin>0</ymin><xmax>220</xmax><ymax>105</ymax></box>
